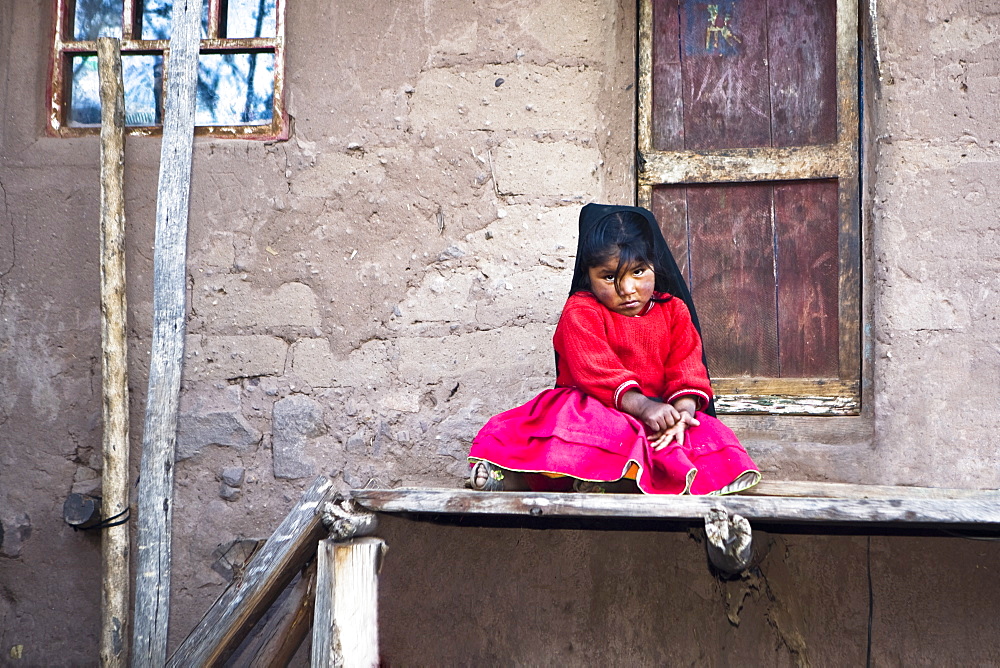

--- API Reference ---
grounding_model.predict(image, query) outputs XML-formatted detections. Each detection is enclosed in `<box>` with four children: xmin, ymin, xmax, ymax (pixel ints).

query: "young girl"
<box><xmin>468</xmin><ymin>203</ymin><xmax>760</xmax><ymax>495</ymax></box>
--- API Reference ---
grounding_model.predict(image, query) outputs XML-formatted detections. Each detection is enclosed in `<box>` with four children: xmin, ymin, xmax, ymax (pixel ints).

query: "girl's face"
<box><xmin>587</xmin><ymin>254</ymin><xmax>656</xmax><ymax>316</ymax></box>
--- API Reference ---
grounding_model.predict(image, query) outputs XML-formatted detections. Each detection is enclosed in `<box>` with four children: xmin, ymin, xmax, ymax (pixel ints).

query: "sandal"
<box><xmin>469</xmin><ymin>461</ymin><xmax>506</xmax><ymax>491</ymax></box>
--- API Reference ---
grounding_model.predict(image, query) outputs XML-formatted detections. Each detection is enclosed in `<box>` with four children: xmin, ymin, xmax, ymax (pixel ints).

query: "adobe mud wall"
<box><xmin>870</xmin><ymin>1</ymin><xmax>1000</xmax><ymax>486</ymax></box>
<box><xmin>1</xmin><ymin>0</ymin><xmax>999</xmax><ymax>665</ymax></box>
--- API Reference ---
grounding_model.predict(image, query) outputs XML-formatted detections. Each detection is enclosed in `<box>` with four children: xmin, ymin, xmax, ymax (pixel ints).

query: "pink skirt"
<box><xmin>468</xmin><ymin>387</ymin><xmax>759</xmax><ymax>495</ymax></box>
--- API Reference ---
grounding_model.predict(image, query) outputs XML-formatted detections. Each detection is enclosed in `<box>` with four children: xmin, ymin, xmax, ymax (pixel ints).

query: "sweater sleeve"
<box><xmin>661</xmin><ymin>299</ymin><xmax>714</xmax><ymax>410</ymax></box>
<box><xmin>553</xmin><ymin>299</ymin><xmax>642</xmax><ymax>409</ymax></box>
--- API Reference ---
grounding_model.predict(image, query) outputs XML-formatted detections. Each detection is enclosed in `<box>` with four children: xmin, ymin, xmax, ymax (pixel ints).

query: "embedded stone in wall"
<box><xmin>217</xmin><ymin>466</ymin><xmax>246</xmax><ymax>501</ymax></box>
<box><xmin>272</xmin><ymin>394</ymin><xmax>325</xmax><ymax>479</ymax></box>
<box><xmin>176</xmin><ymin>385</ymin><xmax>263</xmax><ymax>460</ymax></box>
<box><xmin>464</xmin><ymin>204</ymin><xmax>577</xmax><ymax>262</ymax></box>
<box><xmin>220</xmin><ymin>466</ymin><xmax>246</xmax><ymax>488</ymax></box>
<box><xmin>395</xmin><ymin>269</ymin><xmax>478</xmax><ymax>327</ymax></box>
<box><xmin>522</xmin><ymin>1</ymin><xmax>607</xmax><ymax>60</ymax></box>
<box><xmin>192</xmin><ymin>277</ymin><xmax>322</xmax><ymax>331</ymax></box>
<box><xmin>344</xmin><ymin>427</ymin><xmax>370</xmax><ymax>454</ymax></box>
<box><xmin>188</xmin><ymin>335</ymin><xmax>288</xmax><ymax>380</ymax></box>
<box><xmin>396</xmin><ymin>324</ymin><xmax>553</xmax><ymax>383</ymax></box>
<box><xmin>291</xmin><ymin>337</ymin><xmax>391</xmax><ymax>390</ymax></box>
<box><xmin>436</xmin><ymin>398</ymin><xmax>486</xmax><ymax>458</ymax></box>
<box><xmin>380</xmin><ymin>391</ymin><xmax>421</xmax><ymax>413</ymax></box>
<box><xmin>409</xmin><ymin>66</ymin><xmax>601</xmax><ymax>134</ymax></box>
<box><xmin>290</xmin><ymin>151</ymin><xmax>377</xmax><ymax>199</ymax></box>
<box><xmin>493</xmin><ymin>140</ymin><xmax>601</xmax><ymax>197</ymax></box>
<box><xmin>0</xmin><ymin>512</ymin><xmax>31</xmax><ymax>559</ymax></box>
<box><xmin>71</xmin><ymin>465</ymin><xmax>102</xmax><ymax>496</ymax></box>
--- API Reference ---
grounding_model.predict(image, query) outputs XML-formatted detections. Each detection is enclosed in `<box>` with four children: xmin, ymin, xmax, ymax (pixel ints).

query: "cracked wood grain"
<box><xmin>132</xmin><ymin>1</ymin><xmax>204</xmax><ymax>665</ymax></box>
<box><xmin>97</xmin><ymin>36</ymin><xmax>130</xmax><ymax>668</ymax></box>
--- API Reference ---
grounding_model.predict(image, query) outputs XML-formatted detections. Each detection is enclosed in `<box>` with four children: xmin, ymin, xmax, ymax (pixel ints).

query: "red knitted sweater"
<box><xmin>552</xmin><ymin>291</ymin><xmax>713</xmax><ymax>411</ymax></box>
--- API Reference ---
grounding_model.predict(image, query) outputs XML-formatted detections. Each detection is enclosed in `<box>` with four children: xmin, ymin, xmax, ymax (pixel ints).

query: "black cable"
<box><xmin>73</xmin><ymin>506</ymin><xmax>131</xmax><ymax>532</ymax></box>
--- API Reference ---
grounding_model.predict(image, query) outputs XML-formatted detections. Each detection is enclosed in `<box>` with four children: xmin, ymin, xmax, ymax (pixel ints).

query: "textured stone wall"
<box><xmin>870</xmin><ymin>1</ymin><xmax>1000</xmax><ymax>487</ymax></box>
<box><xmin>2</xmin><ymin>0</ymin><xmax>1000</xmax><ymax>664</ymax></box>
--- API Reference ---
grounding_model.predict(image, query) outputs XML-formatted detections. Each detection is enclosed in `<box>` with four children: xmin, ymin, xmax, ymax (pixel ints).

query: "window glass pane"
<box><xmin>69</xmin><ymin>54</ymin><xmax>163</xmax><ymax>127</ymax></box>
<box><xmin>73</xmin><ymin>0</ymin><xmax>123</xmax><ymax>40</ymax></box>
<box><xmin>226</xmin><ymin>0</ymin><xmax>277</xmax><ymax>38</ymax></box>
<box><xmin>69</xmin><ymin>55</ymin><xmax>101</xmax><ymax>125</ymax></box>
<box><xmin>123</xmin><ymin>55</ymin><xmax>163</xmax><ymax>126</ymax></box>
<box><xmin>196</xmin><ymin>52</ymin><xmax>274</xmax><ymax>125</ymax></box>
<box><xmin>141</xmin><ymin>0</ymin><xmax>210</xmax><ymax>40</ymax></box>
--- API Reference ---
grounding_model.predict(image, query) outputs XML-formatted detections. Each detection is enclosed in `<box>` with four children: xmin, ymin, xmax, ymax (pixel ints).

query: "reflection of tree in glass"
<box><xmin>197</xmin><ymin>56</ymin><xmax>224</xmax><ymax>124</ymax></box>
<box><xmin>196</xmin><ymin>53</ymin><xmax>273</xmax><ymax>125</ymax></box>
<box><xmin>226</xmin><ymin>0</ymin><xmax>276</xmax><ymax>38</ymax></box>
<box><xmin>141</xmin><ymin>0</ymin><xmax>172</xmax><ymax>40</ymax></box>
<box><xmin>71</xmin><ymin>56</ymin><xmax>102</xmax><ymax>125</ymax></box>
<box><xmin>67</xmin><ymin>0</ymin><xmax>274</xmax><ymax>128</ymax></box>
<box><xmin>141</xmin><ymin>0</ymin><xmax>209</xmax><ymax>39</ymax></box>
<box><xmin>123</xmin><ymin>56</ymin><xmax>163</xmax><ymax>126</ymax></box>
<box><xmin>74</xmin><ymin>0</ymin><xmax>123</xmax><ymax>41</ymax></box>
<box><xmin>240</xmin><ymin>0</ymin><xmax>268</xmax><ymax>120</ymax></box>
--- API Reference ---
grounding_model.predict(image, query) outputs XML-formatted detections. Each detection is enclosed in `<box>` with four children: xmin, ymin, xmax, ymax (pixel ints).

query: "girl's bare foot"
<box><xmin>469</xmin><ymin>462</ymin><xmax>530</xmax><ymax>491</ymax></box>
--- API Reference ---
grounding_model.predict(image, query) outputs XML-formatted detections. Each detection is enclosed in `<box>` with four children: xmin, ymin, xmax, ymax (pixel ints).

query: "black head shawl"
<box><xmin>564</xmin><ymin>203</ymin><xmax>716</xmax><ymax>416</ymax></box>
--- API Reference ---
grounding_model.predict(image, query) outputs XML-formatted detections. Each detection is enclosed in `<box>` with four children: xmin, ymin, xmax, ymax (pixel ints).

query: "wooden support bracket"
<box><xmin>704</xmin><ymin>507</ymin><xmax>753</xmax><ymax>576</ymax></box>
<box><xmin>322</xmin><ymin>494</ymin><xmax>379</xmax><ymax>541</ymax></box>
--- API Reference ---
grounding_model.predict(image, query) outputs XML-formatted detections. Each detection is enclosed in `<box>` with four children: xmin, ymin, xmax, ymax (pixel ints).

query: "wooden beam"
<box><xmin>168</xmin><ymin>476</ymin><xmax>336</xmax><ymax>667</ymax></box>
<box><xmin>131</xmin><ymin>0</ymin><xmax>203</xmax><ymax>665</ymax></box>
<box><xmin>97</xmin><ymin>36</ymin><xmax>130</xmax><ymax>668</ymax></box>
<box><xmin>63</xmin><ymin>493</ymin><xmax>103</xmax><ymax>530</ymax></box>
<box><xmin>312</xmin><ymin>538</ymin><xmax>385</xmax><ymax>668</ymax></box>
<box><xmin>639</xmin><ymin>144</ymin><xmax>854</xmax><ymax>185</ymax></box>
<box><xmin>349</xmin><ymin>488</ymin><xmax>1000</xmax><ymax>527</ymax></box>
<box><xmin>225</xmin><ymin>560</ymin><xmax>318</xmax><ymax>668</ymax></box>
<box><xmin>746</xmin><ymin>480</ymin><xmax>1000</xmax><ymax>501</ymax></box>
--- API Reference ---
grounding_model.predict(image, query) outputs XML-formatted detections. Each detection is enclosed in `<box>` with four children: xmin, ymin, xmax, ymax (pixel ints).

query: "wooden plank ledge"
<box><xmin>349</xmin><ymin>486</ymin><xmax>1000</xmax><ymax>527</ymax></box>
<box><xmin>746</xmin><ymin>480</ymin><xmax>1000</xmax><ymax>500</ymax></box>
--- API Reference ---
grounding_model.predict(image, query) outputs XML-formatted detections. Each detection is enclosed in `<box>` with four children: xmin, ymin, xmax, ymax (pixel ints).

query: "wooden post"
<box><xmin>131</xmin><ymin>0</ymin><xmax>203</xmax><ymax>665</ymax></box>
<box><xmin>311</xmin><ymin>538</ymin><xmax>385</xmax><ymax>668</ymax></box>
<box><xmin>168</xmin><ymin>476</ymin><xmax>336</xmax><ymax>666</ymax></box>
<box><xmin>97</xmin><ymin>36</ymin><xmax>131</xmax><ymax>668</ymax></box>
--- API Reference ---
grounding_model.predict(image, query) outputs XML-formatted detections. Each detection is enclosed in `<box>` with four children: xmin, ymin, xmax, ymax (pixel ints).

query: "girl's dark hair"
<box><xmin>574</xmin><ymin>211</ymin><xmax>659</xmax><ymax>295</ymax></box>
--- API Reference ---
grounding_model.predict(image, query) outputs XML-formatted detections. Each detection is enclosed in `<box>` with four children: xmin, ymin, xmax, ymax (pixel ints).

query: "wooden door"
<box><xmin>638</xmin><ymin>0</ymin><xmax>860</xmax><ymax>415</ymax></box>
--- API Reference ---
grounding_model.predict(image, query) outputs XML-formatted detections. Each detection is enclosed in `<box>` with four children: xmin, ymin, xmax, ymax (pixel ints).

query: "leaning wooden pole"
<box><xmin>168</xmin><ymin>477</ymin><xmax>336</xmax><ymax>666</ymax></box>
<box><xmin>97</xmin><ymin>36</ymin><xmax>131</xmax><ymax>668</ymax></box>
<box><xmin>131</xmin><ymin>0</ymin><xmax>203</xmax><ymax>664</ymax></box>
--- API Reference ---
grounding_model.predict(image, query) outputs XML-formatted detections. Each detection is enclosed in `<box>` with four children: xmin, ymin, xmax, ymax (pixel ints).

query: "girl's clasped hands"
<box><xmin>620</xmin><ymin>391</ymin><xmax>701</xmax><ymax>449</ymax></box>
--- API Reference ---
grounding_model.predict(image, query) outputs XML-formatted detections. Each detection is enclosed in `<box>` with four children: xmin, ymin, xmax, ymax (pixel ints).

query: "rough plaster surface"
<box><xmin>2</xmin><ymin>0</ymin><xmax>1000</xmax><ymax>664</ymax></box>
<box><xmin>377</xmin><ymin>517</ymin><xmax>1000</xmax><ymax>666</ymax></box>
<box><xmin>871</xmin><ymin>1</ymin><xmax>1000</xmax><ymax>486</ymax></box>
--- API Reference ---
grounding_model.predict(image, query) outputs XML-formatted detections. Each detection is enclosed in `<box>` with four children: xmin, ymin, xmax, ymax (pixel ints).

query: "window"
<box><xmin>48</xmin><ymin>0</ymin><xmax>286</xmax><ymax>139</ymax></box>
<box><xmin>637</xmin><ymin>0</ymin><xmax>861</xmax><ymax>416</ymax></box>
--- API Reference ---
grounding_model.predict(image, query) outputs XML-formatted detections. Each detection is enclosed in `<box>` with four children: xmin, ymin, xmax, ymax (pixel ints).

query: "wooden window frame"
<box><xmin>636</xmin><ymin>0</ymin><xmax>864</xmax><ymax>417</ymax></box>
<box><xmin>47</xmin><ymin>0</ymin><xmax>287</xmax><ymax>140</ymax></box>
